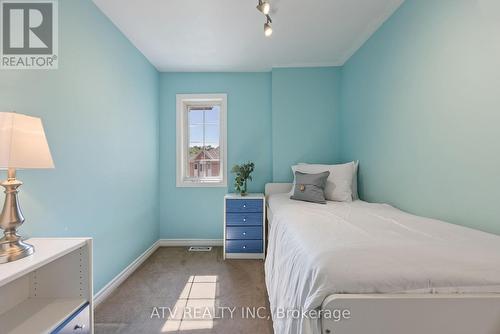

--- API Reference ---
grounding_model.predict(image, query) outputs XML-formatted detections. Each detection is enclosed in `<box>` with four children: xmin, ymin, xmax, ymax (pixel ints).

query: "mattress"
<box><xmin>265</xmin><ymin>193</ymin><xmax>500</xmax><ymax>334</ymax></box>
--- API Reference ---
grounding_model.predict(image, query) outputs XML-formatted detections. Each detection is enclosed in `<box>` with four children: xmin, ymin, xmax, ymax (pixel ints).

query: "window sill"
<box><xmin>176</xmin><ymin>180</ymin><xmax>227</xmax><ymax>188</ymax></box>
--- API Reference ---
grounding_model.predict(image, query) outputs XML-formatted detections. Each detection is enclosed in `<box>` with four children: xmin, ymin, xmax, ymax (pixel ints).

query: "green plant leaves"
<box><xmin>231</xmin><ymin>162</ymin><xmax>255</xmax><ymax>194</ymax></box>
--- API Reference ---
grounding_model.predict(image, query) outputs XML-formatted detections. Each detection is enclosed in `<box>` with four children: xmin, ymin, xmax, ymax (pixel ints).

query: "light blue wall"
<box><xmin>159</xmin><ymin>73</ymin><xmax>272</xmax><ymax>239</ymax></box>
<box><xmin>0</xmin><ymin>0</ymin><xmax>160</xmax><ymax>291</ymax></box>
<box><xmin>8</xmin><ymin>0</ymin><xmax>494</xmax><ymax>290</ymax></box>
<box><xmin>272</xmin><ymin>67</ymin><xmax>342</xmax><ymax>182</ymax></box>
<box><xmin>341</xmin><ymin>0</ymin><xmax>500</xmax><ymax>234</ymax></box>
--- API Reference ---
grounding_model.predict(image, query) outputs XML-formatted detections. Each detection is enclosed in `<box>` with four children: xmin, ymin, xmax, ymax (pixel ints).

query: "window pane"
<box><xmin>188</xmin><ymin>109</ymin><xmax>204</xmax><ymax>178</ymax></box>
<box><xmin>187</xmin><ymin>106</ymin><xmax>221</xmax><ymax>179</ymax></box>
<box><xmin>204</xmin><ymin>106</ymin><xmax>220</xmax><ymax>147</ymax></box>
<box><xmin>204</xmin><ymin>107</ymin><xmax>220</xmax><ymax>177</ymax></box>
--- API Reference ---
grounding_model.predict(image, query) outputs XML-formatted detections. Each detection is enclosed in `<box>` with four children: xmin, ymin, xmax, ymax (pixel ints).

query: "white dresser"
<box><xmin>0</xmin><ymin>238</ymin><xmax>93</xmax><ymax>334</ymax></box>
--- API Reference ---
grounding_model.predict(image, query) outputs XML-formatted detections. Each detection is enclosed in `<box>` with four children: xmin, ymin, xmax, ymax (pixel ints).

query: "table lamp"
<box><xmin>0</xmin><ymin>112</ymin><xmax>54</xmax><ymax>263</ymax></box>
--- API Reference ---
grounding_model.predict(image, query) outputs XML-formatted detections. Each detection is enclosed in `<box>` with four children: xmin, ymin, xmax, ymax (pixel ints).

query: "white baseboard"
<box><xmin>93</xmin><ymin>240</ymin><xmax>160</xmax><ymax>307</ymax></box>
<box><xmin>158</xmin><ymin>239</ymin><xmax>223</xmax><ymax>247</ymax></box>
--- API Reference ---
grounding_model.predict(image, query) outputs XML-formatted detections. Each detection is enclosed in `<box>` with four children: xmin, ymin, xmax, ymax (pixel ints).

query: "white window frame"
<box><xmin>176</xmin><ymin>93</ymin><xmax>227</xmax><ymax>187</ymax></box>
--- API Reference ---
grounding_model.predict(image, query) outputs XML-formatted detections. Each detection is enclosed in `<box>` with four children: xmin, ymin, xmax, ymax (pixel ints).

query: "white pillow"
<box><xmin>352</xmin><ymin>161</ymin><xmax>359</xmax><ymax>200</ymax></box>
<box><xmin>293</xmin><ymin>161</ymin><xmax>359</xmax><ymax>200</ymax></box>
<box><xmin>290</xmin><ymin>162</ymin><xmax>355</xmax><ymax>202</ymax></box>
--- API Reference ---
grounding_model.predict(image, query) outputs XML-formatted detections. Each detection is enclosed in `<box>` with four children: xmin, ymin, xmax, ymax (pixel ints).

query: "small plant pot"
<box><xmin>239</xmin><ymin>180</ymin><xmax>248</xmax><ymax>196</ymax></box>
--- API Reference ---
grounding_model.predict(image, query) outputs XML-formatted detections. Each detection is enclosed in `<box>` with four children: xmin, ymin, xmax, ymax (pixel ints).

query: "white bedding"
<box><xmin>265</xmin><ymin>193</ymin><xmax>500</xmax><ymax>334</ymax></box>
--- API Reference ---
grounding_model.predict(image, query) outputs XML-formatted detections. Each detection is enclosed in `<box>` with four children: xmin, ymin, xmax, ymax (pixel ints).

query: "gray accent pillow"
<box><xmin>290</xmin><ymin>171</ymin><xmax>330</xmax><ymax>204</ymax></box>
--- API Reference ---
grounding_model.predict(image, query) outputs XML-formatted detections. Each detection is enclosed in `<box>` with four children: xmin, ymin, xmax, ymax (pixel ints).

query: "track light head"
<box><xmin>264</xmin><ymin>15</ymin><xmax>273</xmax><ymax>37</ymax></box>
<box><xmin>256</xmin><ymin>0</ymin><xmax>271</xmax><ymax>15</ymax></box>
<box><xmin>264</xmin><ymin>21</ymin><xmax>273</xmax><ymax>37</ymax></box>
<box><xmin>264</xmin><ymin>23</ymin><xmax>273</xmax><ymax>37</ymax></box>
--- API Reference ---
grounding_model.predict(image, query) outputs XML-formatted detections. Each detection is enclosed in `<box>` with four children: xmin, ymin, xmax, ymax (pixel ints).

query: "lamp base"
<box><xmin>0</xmin><ymin>235</ymin><xmax>34</xmax><ymax>264</ymax></box>
<box><xmin>0</xmin><ymin>168</ymin><xmax>34</xmax><ymax>264</ymax></box>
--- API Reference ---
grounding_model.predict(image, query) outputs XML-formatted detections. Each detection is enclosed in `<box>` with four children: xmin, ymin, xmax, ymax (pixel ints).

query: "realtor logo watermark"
<box><xmin>1</xmin><ymin>0</ymin><xmax>58</xmax><ymax>69</ymax></box>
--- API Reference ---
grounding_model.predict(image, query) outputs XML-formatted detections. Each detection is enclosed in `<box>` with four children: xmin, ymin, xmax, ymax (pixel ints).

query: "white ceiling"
<box><xmin>92</xmin><ymin>0</ymin><xmax>404</xmax><ymax>72</ymax></box>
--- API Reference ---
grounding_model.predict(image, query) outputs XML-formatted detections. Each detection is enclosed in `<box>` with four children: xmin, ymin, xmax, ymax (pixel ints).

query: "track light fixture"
<box><xmin>264</xmin><ymin>15</ymin><xmax>273</xmax><ymax>37</ymax></box>
<box><xmin>257</xmin><ymin>1</ymin><xmax>273</xmax><ymax>37</ymax></box>
<box><xmin>256</xmin><ymin>0</ymin><xmax>270</xmax><ymax>15</ymax></box>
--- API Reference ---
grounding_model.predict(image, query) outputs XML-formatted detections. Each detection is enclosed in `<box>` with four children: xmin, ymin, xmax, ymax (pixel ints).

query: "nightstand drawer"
<box><xmin>226</xmin><ymin>240</ymin><xmax>263</xmax><ymax>253</ymax></box>
<box><xmin>226</xmin><ymin>226</ymin><xmax>263</xmax><ymax>240</ymax></box>
<box><xmin>226</xmin><ymin>199</ymin><xmax>263</xmax><ymax>213</ymax></box>
<box><xmin>226</xmin><ymin>212</ymin><xmax>263</xmax><ymax>226</ymax></box>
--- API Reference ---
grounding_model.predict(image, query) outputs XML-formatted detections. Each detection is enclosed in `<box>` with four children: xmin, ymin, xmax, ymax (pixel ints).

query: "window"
<box><xmin>176</xmin><ymin>94</ymin><xmax>227</xmax><ymax>187</ymax></box>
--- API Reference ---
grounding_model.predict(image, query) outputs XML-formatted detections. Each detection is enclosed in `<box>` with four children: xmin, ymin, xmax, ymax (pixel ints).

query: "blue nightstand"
<box><xmin>224</xmin><ymin>193</ymin><xmax>266</xmax><ymax>260</ymax></box>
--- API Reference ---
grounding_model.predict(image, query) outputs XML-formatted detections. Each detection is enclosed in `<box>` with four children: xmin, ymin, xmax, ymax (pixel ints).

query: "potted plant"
<box><xmin>231</xmin><ymin>162</ymin><xmax>255</xmax><ymax>196</ymax></box>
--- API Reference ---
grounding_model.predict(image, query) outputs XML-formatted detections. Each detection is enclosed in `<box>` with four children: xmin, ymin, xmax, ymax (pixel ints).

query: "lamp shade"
<box><xmin>0</xmin><ymin>112</ymin><xmax>54</xmax><ymax>169</ymax></box>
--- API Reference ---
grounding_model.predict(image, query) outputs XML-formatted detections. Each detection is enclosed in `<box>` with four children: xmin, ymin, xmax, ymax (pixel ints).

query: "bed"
<box><xmin>264</xmin><ymin>184</ymin><xmax>500</xmax><ymax>334</ymax></box>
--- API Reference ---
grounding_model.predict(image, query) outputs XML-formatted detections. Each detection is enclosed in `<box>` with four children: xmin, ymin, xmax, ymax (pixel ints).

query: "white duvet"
<box><xmin>265</xmin><ymin>194</ymin><xmax>500</xmax><ymax>334</ymax></box>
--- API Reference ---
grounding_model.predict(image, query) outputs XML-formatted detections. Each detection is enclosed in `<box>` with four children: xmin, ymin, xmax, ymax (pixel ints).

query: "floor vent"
<box><xmin>188</xmin><ymin>246</ymin><xmax>212</xmax><ymax>252</ymax></box>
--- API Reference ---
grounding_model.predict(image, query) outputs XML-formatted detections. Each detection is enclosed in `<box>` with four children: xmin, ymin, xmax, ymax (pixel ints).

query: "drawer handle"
<box><xmin>243</xmin><ymin>218</ymin><xmax>247</xmax><ymax>222</ymax></box>
<box><xmin>242</xmin><ymin>232</ymin><xmax>247</xmax><ymax>236</ymax></box>
<box><xmin>243</xmin><ymin>245</ymin><xmax>247</xmax><ymax>249</ymax></box>
<box><xmin>74</xmin><ymin>324</ymin><xmax>85</xmax><ymax>331</ymax></box>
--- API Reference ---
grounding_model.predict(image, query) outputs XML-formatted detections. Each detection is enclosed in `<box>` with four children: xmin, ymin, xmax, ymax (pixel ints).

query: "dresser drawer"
<box><xmin>226</xmin><ymin>199</ymin><xmax>263</xmax><ymax>213</ymax></box>
<box><xmin>226</xmin><ymin>240</ymin><xmax>263</xmax><ymax>253</ymax></box>
<box><xmin>226</xmin><ymin>226</ymin><xmax>262</xmax><ymax>240</ymax></box>
<box><xmin>52</xmin><ymin>302</ymin><xmax>90</xmax><ymax>334</ymax></box>
<box><xmin>226</xmin><ymin>212</ymin><xmax>263</xmax><ymax>226</ymax></box>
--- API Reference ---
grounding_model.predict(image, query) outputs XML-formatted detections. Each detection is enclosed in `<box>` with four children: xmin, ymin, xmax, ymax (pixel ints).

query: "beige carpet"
<box><xmin>95</xmin><ymin>247</ymin><xmax>274</xmax><ymax>334</ymax></box>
